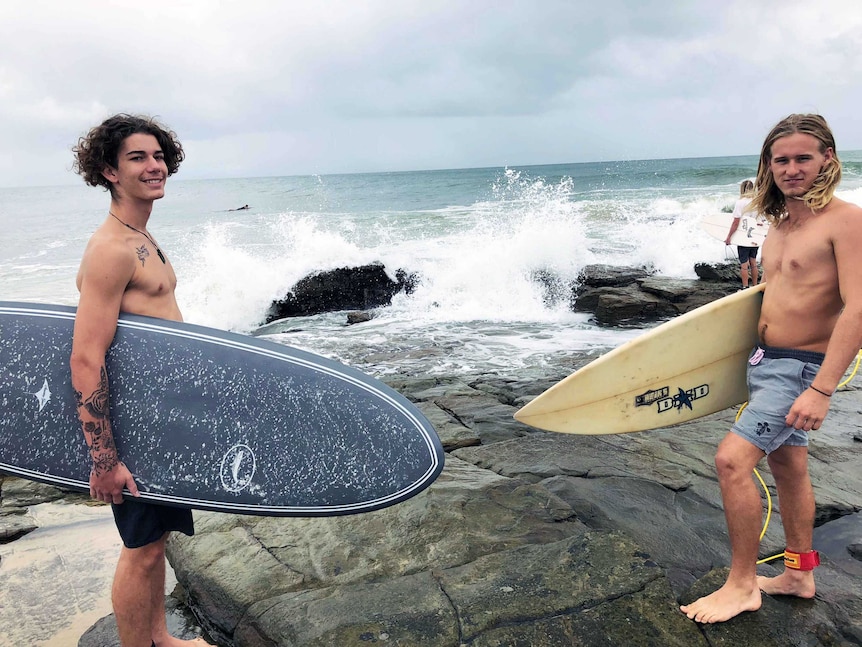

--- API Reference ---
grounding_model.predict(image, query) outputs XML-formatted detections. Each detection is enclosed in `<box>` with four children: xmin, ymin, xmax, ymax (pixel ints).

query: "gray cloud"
<box><xmin>1</xmin><ymin>0</ymin><xmax>861</xmax><ymax>186</ymax></box>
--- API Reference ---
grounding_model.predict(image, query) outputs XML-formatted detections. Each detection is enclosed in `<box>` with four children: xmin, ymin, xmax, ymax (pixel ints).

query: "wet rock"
<box><xmin>78</xmin><ymin>593</ymin><xmax>208</xmax><ymax>647</ymax></box>
<box><xmin>158</xmin><ymin>376</ymin><xmax>862</xmax><ymax>646</ymax></box>
<box><xmin>2</xmin><ymin>359</ymin><xmax>851</xmax><ymax>645</ymax></box>
<box><xmin>0</xmin><ymin>476</ymin><xmax>89</xmax><ymax>543</ymax></box>
<box><xmin>234</xmin><ymin>532</ymin><xmax>704</xmax><ymax>647</ymax></box>
<box><xmin>264</xmin><ymin>263</ymin><xmax>417</xmax><ymax>322</ymax></box>
<box><xmin>167</xmin><ymin>456</ymin><xmax>583</xmax><ymax>644</ymax></box>
<box><xmin>639</xmin><ymin>277</ymin><xmax>737</xmax><ymax>312</ymax></box>
<box><xmin>588</xmin><ymin>284</ymin><xmax>679</xmax><ymax>325</ymax></box>
<box><xmin>694</xmin><ymin>261</ymin><xmax>742</xmax><ymax>282</ymax></box>
<box><xmin>345</xmin><ymin>311</ymin><xmax>373</xmax><ymax>325</ymax></box>
<box><xmin>572</xmin><ymin>264</ymin><xmax>738</xmax><ymax>326</ymax></box>
<box><xmin>576</xmin><ymin>263</ymin><xmax>655</xmax><ymax>290</ymax></box>
<box><xmin>679</xmin><ymin>567</ymin><xmax>860</xmax><ymax>646</ymax></box>
<box><xmin>0</xmin><ymin>510</ymin><xmax>36</xmax><ymax>543</ymax></box>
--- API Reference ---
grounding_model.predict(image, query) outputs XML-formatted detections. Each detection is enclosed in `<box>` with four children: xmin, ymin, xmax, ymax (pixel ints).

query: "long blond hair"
<box><xmin>751</xmin><ymin>114</ymin><xmax>842</xmax><ymax>226</ymax></box>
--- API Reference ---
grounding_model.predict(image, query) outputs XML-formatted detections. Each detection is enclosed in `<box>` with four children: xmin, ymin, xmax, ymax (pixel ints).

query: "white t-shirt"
<box><xmin>732</xmin><ymin>196</ymin><xmax>753</xmax><ymax>220</ymax></box>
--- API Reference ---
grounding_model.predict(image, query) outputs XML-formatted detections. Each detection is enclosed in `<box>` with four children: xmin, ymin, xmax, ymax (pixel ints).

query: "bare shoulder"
<box><xmin>826</xmin><ymin>196</ymin><xmax>862</xmax><ymax>219</ymax></box>
<box><xmin>818</xmin><ymin>198</ymin><xmax>862</xmax><ymax>246</ymax></box>
<box><xmin>77</xmin><ymin>227</ymin><xmax>138</xmax><ymax>291</ymax></box>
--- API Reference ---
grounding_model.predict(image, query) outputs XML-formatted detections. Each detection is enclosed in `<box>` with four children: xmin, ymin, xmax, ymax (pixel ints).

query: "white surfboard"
<box><xmin>514</xmin><ymin>284</ymin><xmax>765</xmax><ymax>434</ymax></box>
<box><xmin>701</xmin><ymin>212</ymin><xmax>768</xmax><ymax>247</ymax></box>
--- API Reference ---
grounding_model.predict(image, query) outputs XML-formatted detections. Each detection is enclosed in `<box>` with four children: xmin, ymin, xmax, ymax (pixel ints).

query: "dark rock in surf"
<box><xmin>639</xmin><ymin>277</ymin><xmax>738</xmax><ymax>313</ymax></box>
<box><xmin>694</xmin><ymin>261</ymin><xmax>744</xmax><ymax>282</ymax></box>
<box><xmin>531</xmin><ymin>264</ymin><xmax>655</xmax><ymax>311</ymax></box>
<box><xmin>574</xmin><ymin>284</ymin><xmax>678</xmax><ymax>325</ymax></box>
<box><xmin>267</xmin><ymin>260</ymin><xmax>740</xmax><ymax>329</ymax></box>
<box><xmin>264</xmin><ymin>263</ymin><xmax>418</xmax><ymax>323</ymax></box>
<box><xmin>638</xmin><ymin>277</ymin><xmax>704</xmax><ymax>303</ymax></box>
<box><xmin>346</xmin><ymin>311</ymin><xmax>373</xmax><ymax>325</ymax></box>
<box><xmin>575</xmin><ymin>263</ymin><xmax>655</xmax><ymax>291</ymax></box>
<box><xmin>572</xmin><ymin>263</ymin><xmax>739</xmax><ymax>326</ymax></box>
<box><xmin>530</xmin><ymin>268</ymin><xmax>570</xmax><ymax>308</ymax></box>
<box><xmin>571</xmin><ymin>264</ymin><xmax>667</xmax><ymax>325</ymax></box>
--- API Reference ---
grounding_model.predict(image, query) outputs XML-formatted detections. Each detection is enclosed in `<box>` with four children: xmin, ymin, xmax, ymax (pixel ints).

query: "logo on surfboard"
<box><xmin>220</xmin><ymin>443</ymin><xmax>256</xmax><ymax>493</ymax></box>
<box><xmin>738</xmin><ymin>217</ymin><xmax>766</xmax><ymax>245</ymax></box>
<box><xmin>25</xmin><ymin>378</ymin><xmax>52</xmax><ymax>412</ymax></box>
<box><xmin>636</xmin><ymin>384</ymin><xmax>709</xmax><ymax>413</ymax></box>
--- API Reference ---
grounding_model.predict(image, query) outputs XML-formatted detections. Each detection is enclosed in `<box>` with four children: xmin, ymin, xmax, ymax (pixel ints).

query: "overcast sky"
<box><xmin>2</xmin><ymin>0</ymin><xmax>861</xmax><ymax>187</ymax></box>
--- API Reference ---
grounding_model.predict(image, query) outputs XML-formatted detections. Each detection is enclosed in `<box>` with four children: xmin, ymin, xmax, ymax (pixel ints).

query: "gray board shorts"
<box><xmin>731</xmin><ymin>345</ymin><xmax>824</xmax><ymax>454</ymax></box>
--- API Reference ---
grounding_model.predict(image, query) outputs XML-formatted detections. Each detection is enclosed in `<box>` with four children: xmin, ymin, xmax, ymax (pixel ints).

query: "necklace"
<box><xmin>110</xmin><ymin>212</ymin><xmax>166</xmax><ymax>264</ymax></box>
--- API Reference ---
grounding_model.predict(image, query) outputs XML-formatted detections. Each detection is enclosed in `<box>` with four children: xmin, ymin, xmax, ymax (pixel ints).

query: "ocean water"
<box><xmin>5</xmin><ymin>154</ymin><xmax>862</xmax><ymax>378</ymax></box>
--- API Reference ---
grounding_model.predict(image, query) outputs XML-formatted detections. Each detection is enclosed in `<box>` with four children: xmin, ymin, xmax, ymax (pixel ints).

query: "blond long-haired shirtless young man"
<box><xmin>681</xmin><ymin>114</ymin><xmax>862</xmax><ymax>623</ymax></box>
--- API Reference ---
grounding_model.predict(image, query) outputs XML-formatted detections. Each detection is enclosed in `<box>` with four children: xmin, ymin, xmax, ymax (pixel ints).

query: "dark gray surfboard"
<box><xmin>0</xmin><ymin>302</ymin><xmax>444</xmax><ymax>516</ymax></box>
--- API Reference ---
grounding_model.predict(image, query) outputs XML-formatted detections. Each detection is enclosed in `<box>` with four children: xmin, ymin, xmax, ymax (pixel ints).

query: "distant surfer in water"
<box><xmin>70</xmin><ymin>115</ymin><xmax>210</xmax><ymax>647</ymax></box>
<box><xmin>681</xmin><ymin>114</ymin><xmax>862</xmax><ymax>623</ymax></box>
<box><xmin>724</xmin><ymin>179</ymin><xmax>764</xmax><ymax>288</ymax></box>
<box><xmin>230</xmin><ymin>204</ymin><xmax>250</xmax><ymax>211</ymax></box>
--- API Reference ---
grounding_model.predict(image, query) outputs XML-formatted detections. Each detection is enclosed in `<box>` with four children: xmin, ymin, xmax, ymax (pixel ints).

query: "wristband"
<box><xmin>809</xmin><ymin>385</ymin><xmax>832</xmax><ymax>397</ymax></box>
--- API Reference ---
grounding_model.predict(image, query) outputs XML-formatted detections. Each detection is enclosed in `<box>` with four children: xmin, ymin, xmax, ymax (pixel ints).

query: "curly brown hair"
<box><xmin>72</xmin><ymin>114</ymin><xmax>185</xmax><ymax>194</ymax></box>
<box><xmin>751</xmin><ymin>114</ymin><xmax>841</xmax><ymax>226</ymax></box>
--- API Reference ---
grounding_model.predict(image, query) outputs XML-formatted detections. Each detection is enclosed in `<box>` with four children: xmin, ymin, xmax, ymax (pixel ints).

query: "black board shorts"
<box><xmin>111</xmin><ymin>498</ymin><xmax>194</xmax><ymax>549</ymax></box>
<box><xmin>737</xmin><ymin>246</ymin><xmax>759</xmax><ymax>262</ymax></box>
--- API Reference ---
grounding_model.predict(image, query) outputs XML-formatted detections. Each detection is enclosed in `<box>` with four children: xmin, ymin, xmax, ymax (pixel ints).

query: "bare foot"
<box><xmin>153</xmin><ymin>637</ymin><xmax>214</xmax><ymax>647</ymax></box>
<box><xmin>680</xmin><ymin>581</ymin><xmax>762</xmax><ymax>623</ymax></box>
<box><xmin>757</xmin><ymin>571</ymin><xmax>816</xmax><ymax>599</ymax></box>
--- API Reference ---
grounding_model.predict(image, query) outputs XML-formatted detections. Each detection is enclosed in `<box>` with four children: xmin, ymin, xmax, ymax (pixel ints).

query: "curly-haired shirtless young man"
<box><xmin>70</xmin><ymin>114</ymin><xmax>210</xmax><ymax>647</ymax></box>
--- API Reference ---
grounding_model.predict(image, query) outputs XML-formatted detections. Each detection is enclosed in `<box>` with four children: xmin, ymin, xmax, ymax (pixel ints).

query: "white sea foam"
<box><xmin>178</xmin><ymin>171</ymin><xmax>600</xmax><ymax>331</ymax></box>
<box><xmin>178</xmin><ymin>215</ymin><xmax>378</xmax><ymax>330</ymax></box>
<box><xmin>172</xmin><ymin>171</ymin><xmax>729</xmax><ymax>362</ymax></box>
<box><xmin>837</xmin><ymin>187</ymin><xmax>862</xmax><ymax>206</ymax></box>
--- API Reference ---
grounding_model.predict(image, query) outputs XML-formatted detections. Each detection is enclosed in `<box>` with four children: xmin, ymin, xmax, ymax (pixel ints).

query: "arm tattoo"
<box><xmin>75</xmin><ymin>366</ymin><xmax>118</xmax><ymax>476</ymax></box>
<box><xmin>79</xmin><ymin>366</ymin><xmax>110</xmax><ymax>418</ymax></box>
<box><xmin>92</xmin><ymin>452</ymin><xmax>120</xmax><ymax>475</ymax></box>
<box><xmin>82</xmin><ymin>420</ymin><xmax>117</xmax><ymax>454</ymax></box>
